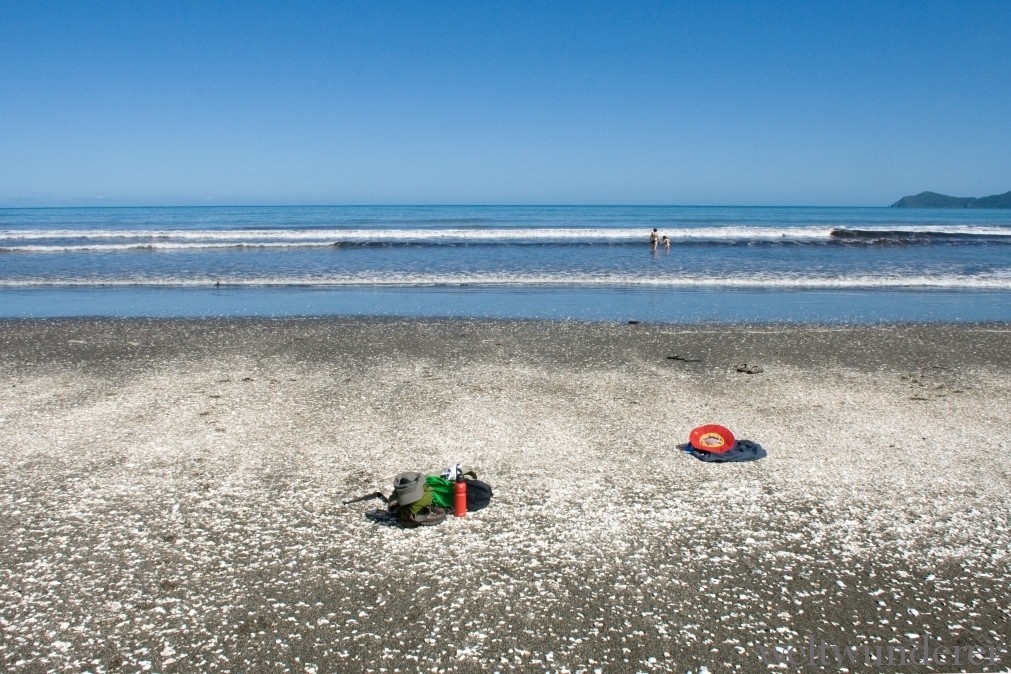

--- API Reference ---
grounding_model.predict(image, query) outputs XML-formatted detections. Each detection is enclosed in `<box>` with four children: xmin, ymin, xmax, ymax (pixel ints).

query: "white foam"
<box><xmin>0</xmin><ymin>226</ymin><xmax>834</xmax><ymax>244</ymax></box>
<box><xmin>4</xmin><ymin>223</ymin><xmax>1009</xmax><ymax>241</ymax></box>
<box><xmin>1</xmin><ymin>242</ymin><xmax>339</xmax><ymax>253</ymax></box>
<box><xmin>4</xmin><ymin>224</ymin><xmax>1010</xmax><ymax>252</ymax></box>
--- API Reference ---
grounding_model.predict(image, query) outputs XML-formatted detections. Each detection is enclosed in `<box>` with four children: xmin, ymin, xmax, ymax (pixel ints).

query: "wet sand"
<box><xmin>1</xmin><ymin>318</ymin><xmax>1009</xmax><ymax>673</ymax></box>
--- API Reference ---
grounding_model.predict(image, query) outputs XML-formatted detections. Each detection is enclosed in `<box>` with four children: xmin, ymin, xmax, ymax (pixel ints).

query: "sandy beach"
<box><xmin>1</xmin><ymin>318</ymin><xmax>1009</xmax><ymax>673</ymax></box>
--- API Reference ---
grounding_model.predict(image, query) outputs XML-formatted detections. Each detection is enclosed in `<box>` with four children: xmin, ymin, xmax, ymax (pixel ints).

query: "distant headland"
<box><xmin>891</xmin><ymin>190</ymin><xmax>1011</xmax><ymax>208</ymax></box>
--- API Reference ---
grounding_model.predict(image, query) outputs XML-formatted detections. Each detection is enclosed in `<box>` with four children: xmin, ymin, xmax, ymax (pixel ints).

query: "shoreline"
<box><xmin>5</xmin><ymin>285</ymin><xmax>1011</xmax><ymax>324</ymax></box>
<box><xmin>2</xmin><ymin>318</ymin><xmax>1009</xmax><ymax>672</ymax></box>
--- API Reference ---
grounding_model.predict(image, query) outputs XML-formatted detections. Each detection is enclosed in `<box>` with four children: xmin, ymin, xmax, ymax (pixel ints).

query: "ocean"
<box><xmin>2</xmin><ymin>205</ymin><xmax>1010</xmax><ymax>322</ymax></box>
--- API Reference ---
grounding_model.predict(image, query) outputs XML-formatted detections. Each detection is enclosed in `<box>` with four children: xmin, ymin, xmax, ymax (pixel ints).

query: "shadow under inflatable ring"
<box><xmin>689</xmin><ymin>424</ymin><xmax>736</xmax><ymax>454</ymax></box>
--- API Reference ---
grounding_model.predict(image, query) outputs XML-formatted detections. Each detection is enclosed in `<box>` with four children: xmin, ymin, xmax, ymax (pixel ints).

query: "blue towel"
<box><xmin>680</xmin><ymin>439</ymin><xmax>767</xmax><ymax>463</ymax></box>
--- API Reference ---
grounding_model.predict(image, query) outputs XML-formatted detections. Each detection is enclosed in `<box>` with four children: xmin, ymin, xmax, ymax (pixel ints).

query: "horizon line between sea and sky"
<box><xmin>0</xmin><ymin>201</ymin><xmax>965</xmax><ymax>210</ymax></box>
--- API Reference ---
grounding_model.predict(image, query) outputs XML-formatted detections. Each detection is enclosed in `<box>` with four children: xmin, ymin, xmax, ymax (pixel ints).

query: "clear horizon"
<box><xmin>2</xmin><ymin>199</ymin><xmax>1007</xmax><ymax>210</ymax></box>
<box><xmin>3</xmin><ymin>1</ymin><xmax>1010</xmax><ymax>207</ymax></box>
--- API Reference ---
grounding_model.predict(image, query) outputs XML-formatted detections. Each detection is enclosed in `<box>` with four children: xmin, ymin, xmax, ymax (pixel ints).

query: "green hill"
<box><xmin>891</xmin><ymin>190</ymin><xmax>1011</xmax><ymax>208</ymax></box>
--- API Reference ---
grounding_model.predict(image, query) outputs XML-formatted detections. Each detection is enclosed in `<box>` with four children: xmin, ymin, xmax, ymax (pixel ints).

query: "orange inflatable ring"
<box><xmin>689</xmin><ymin>424</ymin><xmax>736</xmax><ymax>453</ymax></box>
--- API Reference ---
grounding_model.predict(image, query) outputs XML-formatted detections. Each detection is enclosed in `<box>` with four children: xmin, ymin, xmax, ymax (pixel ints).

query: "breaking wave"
<box><xmin>2</xmin><ymin>224</ymin><xmax>1009</xmax><ymax>253</ymax></box>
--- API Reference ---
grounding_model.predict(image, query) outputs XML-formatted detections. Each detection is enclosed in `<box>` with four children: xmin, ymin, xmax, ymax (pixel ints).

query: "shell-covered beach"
<box><xmin>2</xmin><ymin>319</ymin><xmax>1009</xmax><ymax>673</ymax></box>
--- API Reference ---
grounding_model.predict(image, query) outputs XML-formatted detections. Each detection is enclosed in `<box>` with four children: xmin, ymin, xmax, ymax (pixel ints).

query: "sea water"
<box><xmin>2</xmin><ymin>205</ymin><xmax>1010</xmax><ymax>322</ymax></box>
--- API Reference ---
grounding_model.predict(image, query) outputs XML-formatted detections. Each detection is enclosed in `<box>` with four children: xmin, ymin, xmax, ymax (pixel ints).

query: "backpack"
<box><xmin>424</xmin><ymin>475</ymin><xmax>493</xmax><ymax>512</ymax></box>
<box><xmin>464</xmin><ymin>479</ymin><xmax>493</xmax><ymax>511</ymax></box>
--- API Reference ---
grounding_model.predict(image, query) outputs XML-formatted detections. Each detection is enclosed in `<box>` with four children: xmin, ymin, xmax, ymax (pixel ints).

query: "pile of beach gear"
<box><xmin>344</xmin><ymin>464</ymin><xmax>493</xmax><ymax>527</ymax></box>
<box><xmin>681</xmin><ymin>424</ymin><xmax>766</xmax><ymax>462</ymax></box>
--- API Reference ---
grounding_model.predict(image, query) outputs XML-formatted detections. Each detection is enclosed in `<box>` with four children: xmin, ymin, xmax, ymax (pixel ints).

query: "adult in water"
<box><xmin>649</xmin><ymin>228</ymin><xmax>659</xmax><ymax>250</ymax></box>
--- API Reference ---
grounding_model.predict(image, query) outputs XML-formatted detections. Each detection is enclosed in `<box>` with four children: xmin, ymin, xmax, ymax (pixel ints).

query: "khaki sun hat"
<box><xmin>393</xmin><ymin>472</ymin><xmax>425</xmax><ymax>506</ymax></box>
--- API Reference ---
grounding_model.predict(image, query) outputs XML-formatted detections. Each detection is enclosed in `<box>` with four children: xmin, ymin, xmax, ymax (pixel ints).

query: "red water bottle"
<box><xmin>454</xmin><ymin>475</ymin><xmax>467</xmax><ymax>518</ymax></box>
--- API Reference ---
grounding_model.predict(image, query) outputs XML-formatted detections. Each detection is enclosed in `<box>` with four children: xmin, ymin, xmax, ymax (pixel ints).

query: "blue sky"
<box><xmin>2</xmin><ymin>1</ymin><xmax>1010</xmax><ymax>206</ymax></box>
